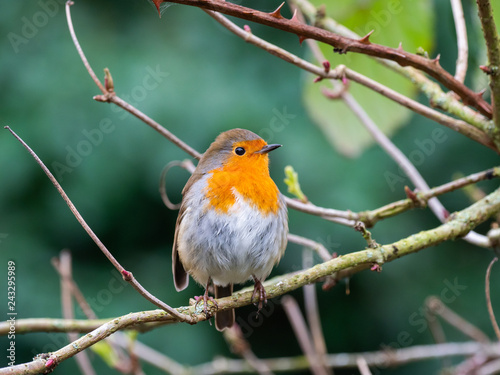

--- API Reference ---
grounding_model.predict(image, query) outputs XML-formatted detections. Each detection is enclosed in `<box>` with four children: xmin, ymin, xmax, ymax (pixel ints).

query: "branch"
<box><xmin>203</xmin><ymin>10</ymin><xmax>497</xmax><ymax>152</ymax></box>
<box><xmin>476</xmin><ymin>0</ymin><xmax>500</xmax><ymax>128</ymax></box>
<box><xmin>65</xmin><ymin>1</ymin><xmax>200</xmax><ymax>160</ymax></box>
<box><xmin>4</xmin><ymin>126</ymin><xmax>195</xmax><ymax>325</ymax></box>
<box><xmin>282</xmin><ymin>296</ymin><xmax>330</xmax><ymax>375</ymax></box>
<box><xmin>153</xmin><ymin>0</ymin><xmax>492</xmax><ymax>118</ymax></box>
<box><xmin>56</xmin><ymin>251</ymin><xmax>96</xmax><ymax>375</ymax></box>
<box><xmin>292</xmin><ymin>0</ymin><xmax>493</xmax><ymax>136</ymax></box>
<box><xmin>5</xmin><ymin>185</ymin><xmax>500</xmax><ymax>373</ymax></box>
<box><xmin>485</xmin><ymin>257</ymin><xmax>500</xmax><ymax>340</ymax></box>
<box><xmin>289</xmin><ymin>166</ymin><xmax>500</xmax><ymax>232</ymax></box>
<box><xmin>426</xmin><ymin>296</ymin><xmax>491</xmax><ymax>343</ymax></box>
<box><xmin>451</xmin><ymin>0</ymin><xmax>469</xmax><ymax>83</ymax></box>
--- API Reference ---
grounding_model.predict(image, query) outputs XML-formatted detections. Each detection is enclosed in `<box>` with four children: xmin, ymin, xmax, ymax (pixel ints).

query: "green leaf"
<box><xmin>91</xmin><ymin>341</ymin><xmax>120</xmax><ymax>368</ymax></box>
<box><xmin>302</xmin><ymin>0</ymin><xmax>434</xmax><ymax>157</ymax></box>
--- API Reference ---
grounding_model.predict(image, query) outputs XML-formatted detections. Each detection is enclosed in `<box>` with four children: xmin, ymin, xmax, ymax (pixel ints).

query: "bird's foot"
<box><xmin>251</xmin><ymin>277</ymin><xmax>267</xmax><ymax>311</ymax></box>
<box><xmin>194</xmin><ymin>290</ymin><xmax>218</xmax><ymax>318</ymax></box>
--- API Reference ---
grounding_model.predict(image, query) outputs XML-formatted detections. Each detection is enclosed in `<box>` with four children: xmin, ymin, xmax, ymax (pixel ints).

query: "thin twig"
<box><xmin>356</xmin><ymin>357</ymin><xmax>372</xmax><ymax>375</ymax></box>
<box><xmin>485</xmin><ymin>257</ymin><xmax>500</xmax><ymax>340</ymax></box>
<box><xmin>282</xmin><ymin>296</ymin><xmax>329</xmax><ymax>375</ymax></box>
<box><xmin>57</xmin><ymin>251</ymin><xmax>97</xmax><ymax>375</ymax></box>
<box><xmin>65</xmin><ymin>1</ymin><xmax>200</xmax><ymax>160</ymax></box>
<box><xmin>302</xmin><ymin>250</ymin><xmax>331</xmax><ymax>375</ymax></box>
<box><xmin>476</xmin><ymin>0</ymin><xmax>500</xmax><ymax>129</ymax></box>
<box><xmin>159</xmin><ymin>159</ymin><xmax>196</xmax><ymax>210</ymax></box>
<box><xmin>4</xmin><ymin>126</ymin><xmax>194</xmax><ymax>324</ymax></box>
<box><xmin>451</xmin><ymin>0</ymin><xmax>469</xmax><ymax>83</ymax></box>
<box><xmin>426</xmin><ymin>296</ymin><xmax>490</xmax><ymax>343</ymax></box>
<box><xmin>288</xmin><ymin>233</ymin><xmax>332</xmax><ymax>262</ymax></box>
<box><xmin>65</xmin><ymin>1</ymin><xmax>105</xmax><ymax>94</ymax></box>
<box><xmin>106</xmin><ymin>96</ymin><xmax>201</xmax><ymax>159</ymax></box>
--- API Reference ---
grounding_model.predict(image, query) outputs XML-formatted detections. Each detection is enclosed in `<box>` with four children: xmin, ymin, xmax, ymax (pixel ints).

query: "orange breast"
<box><xmin>204</xmin><ymin>150</ymin><xmax>280</xmax><ymax>215</ymax></box>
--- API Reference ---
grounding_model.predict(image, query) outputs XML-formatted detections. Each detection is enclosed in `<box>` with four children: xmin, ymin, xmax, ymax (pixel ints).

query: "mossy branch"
<box><xmin>3</xmin><ymin>186</ymin><xmax>500</xmax><ymax>374</ymax></box>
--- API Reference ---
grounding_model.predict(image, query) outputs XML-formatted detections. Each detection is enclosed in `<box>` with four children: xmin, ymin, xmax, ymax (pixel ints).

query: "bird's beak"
<box><xmin>256</xmin><ymin>144</ymin><xmax>282</xmax><ymax>154</ymax></box>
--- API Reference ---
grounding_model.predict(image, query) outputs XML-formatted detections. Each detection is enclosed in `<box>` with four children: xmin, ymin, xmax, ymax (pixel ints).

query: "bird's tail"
<box><xmin>215</xmin><ymin>284</ymin><xmax>234</xmax><ymax>331</ymax></box>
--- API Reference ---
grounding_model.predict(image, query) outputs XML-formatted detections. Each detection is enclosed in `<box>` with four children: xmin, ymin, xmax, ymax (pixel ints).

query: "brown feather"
<box><xmin>215</xmin><ymin>284</ymin><xmax>234</xmax><ymax>331</ymax></box>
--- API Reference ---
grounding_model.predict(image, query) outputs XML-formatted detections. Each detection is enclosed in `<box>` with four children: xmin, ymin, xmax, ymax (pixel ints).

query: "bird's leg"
<box><xmin>194</xmin><ymin>279</ymin><xmax>217</xmax><ymax>318</ymax></box>
<box><xmin>251</xmin><ymin>276</ymin><xmax>267</xmax><ymax>311</ymax></box>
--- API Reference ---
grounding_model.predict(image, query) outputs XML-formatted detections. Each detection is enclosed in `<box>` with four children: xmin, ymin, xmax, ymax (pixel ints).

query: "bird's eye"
<box><xmin>235</xmin><ymin>147</ymin><xmax>246</xmax><ymax>156</ymax></box>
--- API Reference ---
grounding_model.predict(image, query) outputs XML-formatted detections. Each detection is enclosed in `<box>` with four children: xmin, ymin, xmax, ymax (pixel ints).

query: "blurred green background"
<box><xmin>1</xmin><ymin>0</ymin><xmax>499</xmax><ymax>373</ymax></box>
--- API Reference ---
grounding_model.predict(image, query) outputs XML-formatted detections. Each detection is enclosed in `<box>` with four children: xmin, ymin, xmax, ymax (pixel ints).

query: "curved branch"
<box><xmin>154</xmin><ymin>0</ymin><xmax>492</xmax><ymax>118</ymax></box>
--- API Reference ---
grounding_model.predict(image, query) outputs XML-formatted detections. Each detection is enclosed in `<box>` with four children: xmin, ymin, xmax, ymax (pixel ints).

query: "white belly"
<box><xmin>177</xmin><ymin>189</ymin><xmax>288</xmax><ymax>286</ymax></box>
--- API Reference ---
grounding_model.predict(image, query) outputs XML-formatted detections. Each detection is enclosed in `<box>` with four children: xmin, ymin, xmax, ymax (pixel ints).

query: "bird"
<box><xmin>172</xmin><ymin>128</ymin><xmax>288</xmax><ymax>331</ymax></box>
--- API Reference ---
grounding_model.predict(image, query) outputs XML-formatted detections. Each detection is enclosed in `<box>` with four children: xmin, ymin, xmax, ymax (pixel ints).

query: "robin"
<box><xmin>172</xmin><ymin>128</ymin><xmax>288</xmax><ymax>331</ymax></box>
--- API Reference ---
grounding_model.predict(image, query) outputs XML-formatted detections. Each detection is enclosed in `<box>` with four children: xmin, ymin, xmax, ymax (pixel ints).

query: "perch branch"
<box><xmin>153</xmin><ymin>0</ymin><xmax>492</xmax><ymax>118</ymax></box>
<box><xmin>4</xmin><ymin>185</ymin><xmax>500</xmax><ymax>373</ymax></box>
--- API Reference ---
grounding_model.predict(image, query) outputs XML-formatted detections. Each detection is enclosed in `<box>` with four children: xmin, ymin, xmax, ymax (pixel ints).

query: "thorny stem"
<box><xmin>153</xmin><ymin>0</ymin><xmax>492</xmax><ymax>118</ymax></box>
